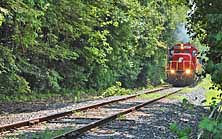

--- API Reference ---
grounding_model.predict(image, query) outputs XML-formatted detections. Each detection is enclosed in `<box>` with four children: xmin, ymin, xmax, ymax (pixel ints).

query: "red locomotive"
<box><xmin>166</xmin><ymin>43</ymin><xmax>202</xmax><ymax>86</ymax></box>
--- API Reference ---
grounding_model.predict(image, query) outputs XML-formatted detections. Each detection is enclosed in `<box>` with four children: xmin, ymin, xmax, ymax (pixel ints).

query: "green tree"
<box><xmin>187</xmin><ymin>0</ymin><xmax>222</xmax><ymax>88</ymax></box>
<box><xmin>0</xmin><ymin>0</ymin><xmax>188</xmax><ymax>95</ymax></box>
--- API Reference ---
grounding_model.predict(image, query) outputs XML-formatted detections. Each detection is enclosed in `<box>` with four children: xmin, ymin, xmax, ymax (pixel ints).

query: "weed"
<box><xmin>73</xmin><ymin>111</ymin><xmax>84</xmax><ymax>117</ymax></box>
<box><xmin>137</xmin><ymin>93</ymin><xmax>162</xmax><ymax>99</ymax></box>
<box><xmin>181</xmin><ymin>98</ymin><xmax>194</xmax><ymax>110</ymax></box>
<box><xmin>117</xmin><ymin>115</ymin><xmax>127</xmax><ymax>120</ymax></box>
<box><xmin>167</xmin><ymin>94</ymin><xmax>186</xmax><ymax>100</ymax></box>
<box><xmin>199</xmin><ymin>117</ymin><xmax>222</xmax><ymax>139</ymax></box>
<box><xmin>170</xmin><ymin>122</ymin><xmax>191</xmax><ymax>139</ymax></box>
<box><xmin>25</xmin><ymin>128</ymin><xmax>71</xmax><ymax>139</ymax></box>
<box><xmin>102</xmin><ymin>82</ymin><xmax>131</xmax><ymax>97</ymax></box>
<box><xmin>198</xmin><ymin>75</ymin><xmax>222</xmax><ymax>105</ymax></box>
<box><xmin>137</xmin><ymin>92</ymin><xmax>185</xmax><ymax>100</ymax></box>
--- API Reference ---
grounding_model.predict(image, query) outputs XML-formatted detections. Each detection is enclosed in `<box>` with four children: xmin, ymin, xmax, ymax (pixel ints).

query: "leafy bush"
<box><xmin>102</xmin><ymin>82</ymin><xmax>131</xmax><ymax>97</ymax></box>
<box><xmin>170</xmin><ymin>122</ymin><xmax>191</xmax><ymax>139</ymax></box>
<box><xmin>0</xmin><ymin>46</ymin><xmax>30</xmax><ymax>94</ymax></box>
<box><xmin>196</xmin><ymin>75</ymin><xmax>222</xmax><ymax>139</ymax></box>
<box><xmin>199</xmin><ymin>117</ymin><xmax>222</xmax><ymax>139</ymax></box>
<box><xmin>47</xmin><ymin>70</ymin><xmax>63</xmax><ymax>92</ymax></box>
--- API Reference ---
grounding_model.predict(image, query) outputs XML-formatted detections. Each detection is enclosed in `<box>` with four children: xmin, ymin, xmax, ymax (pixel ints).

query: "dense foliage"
<box><xmin>186</xmin><ymin>1</ymin><xmax>222</xmax><ymax>138</ymax></box>
<box><xmin>0</xmin><ymin>0</ymin><xmax>187</xmax><ymax>95</ymax></box>
<box><xmin>187</xmin><ymin>0</ymin><xmax>222</xmax><ymax>89</ymax></box>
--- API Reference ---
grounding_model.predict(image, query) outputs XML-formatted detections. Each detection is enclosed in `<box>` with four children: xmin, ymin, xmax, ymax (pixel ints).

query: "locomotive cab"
<box><xmin>166</xmin><ymin>43</ymin><xmax>199</xmax><ymax>86</ymax></box>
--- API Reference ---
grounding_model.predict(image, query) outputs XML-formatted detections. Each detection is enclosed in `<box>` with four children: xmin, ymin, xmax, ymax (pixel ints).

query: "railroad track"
<box><xmin>0</xmin><ymin>87</ymin><xmax>168</xmax><ymax>133</ymax></box>
<box><xmin>53</xmin><ymin>88</ymin><xmax>182</xmax><ymax>139</ymax></box>
<box><xmin>1</xmin><ymin>86</ymin><xmax>182</xmax><ymax>138</ymax></box>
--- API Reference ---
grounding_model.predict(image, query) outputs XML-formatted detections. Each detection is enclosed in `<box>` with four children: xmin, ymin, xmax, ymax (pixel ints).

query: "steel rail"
<box><xmin>0</xmin><ymin>86</ymin><xmax>169</xmax><ymax>132</ymax></box>
<box><xmin>53</xmin><ymin>88</ymin><xmax>182</xmax><ymax>139</ymax></box>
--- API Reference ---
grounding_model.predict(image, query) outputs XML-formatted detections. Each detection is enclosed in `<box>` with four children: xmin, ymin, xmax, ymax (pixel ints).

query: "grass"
<box><xmin>0</xmin><ymin>82</ymin><xmax>170</xmax><ymax>103</ymax></box>
<box><xmin>137</xmin><ymin>93</ymin><xmax>163</xmax><ymax>99</ymax></box>
<box><xmin>117</xmin><ymin>115</ymin><xmax>127</xmax><ymax>120</ymax></box>
<box><xmin>137</xmin><ymin>92</ymin><xmax>186</xmax><ymax>100</ymax></box>
<box><xmin>137</xmin><ymin>78</ymin><xmax>222</xmax><ymax>101</ymax></box>
<box><xmin>0</xmin><ymin>88</ymin><xmax>100</xmax><ymax>103</ymax></box>
<box><xmin>0</xmin><ymin>92</ymin><xmax>62</xmax><ymax>102</ymax></box>
<box><xmin>167</xmin><ymin>94</ymin><xmax>186</xmax><ymax>100</ymax></box>
<box><xmin>180</xmin><ymin>75</ymin><xmax>222</xmax><ymax>105</ymax></box>
<box><xmin>0</xmin><ymin>81</ymin><xmax>167</xmax><ymax>103</ymax></box>
<box><xmin>179</xmin><ymin>82</ymin><xmax>204</xmax><ymax>94</ymax></box>
<box><xmin>73</xmin><ymin>111</ymin><xmax>85</xmax><ymax>117</ymax></box>
<box><xmin>29</xmin><ymin>128</ymin><xmax>72</xmax><ymax>139</ymax></box>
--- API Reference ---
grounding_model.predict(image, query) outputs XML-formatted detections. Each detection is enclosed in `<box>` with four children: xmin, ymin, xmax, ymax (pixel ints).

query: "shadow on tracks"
<box><xmin>79</xmin><ymin>102</ymin><xmax>209</xmax><ymax>139</ymax></box>
<box><xmin>4</xmin><ymin>101</ymin><xmax>209</xmax><ymax>139</ymax></box>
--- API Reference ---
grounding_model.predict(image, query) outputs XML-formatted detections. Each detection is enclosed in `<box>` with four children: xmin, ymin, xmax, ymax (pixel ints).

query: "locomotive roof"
<box><xmin>174</xmin><ymin>43</ymin><xmax>197</xmax><ymax>50</ymax></box>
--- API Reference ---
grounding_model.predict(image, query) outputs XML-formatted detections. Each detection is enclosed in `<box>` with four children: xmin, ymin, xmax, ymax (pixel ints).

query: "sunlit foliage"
<box><xmin>0</xmin><ymin>0</ymin><xmax>188</xmax><ymax>94</ymax></box>
<box><xmin>187</xmin><ymin>0</ymin><xmax>222</xmax><ymax>89</ymax></box>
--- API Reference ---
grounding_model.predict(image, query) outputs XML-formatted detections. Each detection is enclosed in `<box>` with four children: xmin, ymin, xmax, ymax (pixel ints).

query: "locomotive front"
<box><xmin>166</xmin><ymin>43</ymin><xmax>199</xmax><ymax>86</ymax></box>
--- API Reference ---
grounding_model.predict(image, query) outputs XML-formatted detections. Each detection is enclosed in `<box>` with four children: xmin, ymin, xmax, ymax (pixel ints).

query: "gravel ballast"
<box><xmin>1</xmin><ymin>87</ymin><xmax>209</xmax><ymax>139</ymax></box>
<box><xmin>80</xmin><ymin>87</ymin><xmax>209</xmax><ymax>139</ymax></box>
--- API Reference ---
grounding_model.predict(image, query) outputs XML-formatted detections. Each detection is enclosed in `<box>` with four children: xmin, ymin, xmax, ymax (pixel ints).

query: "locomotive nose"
<box><xmin>178</xmin><ymin>57</ymin><xmax>184</xmax><ymax>63</ymax></box>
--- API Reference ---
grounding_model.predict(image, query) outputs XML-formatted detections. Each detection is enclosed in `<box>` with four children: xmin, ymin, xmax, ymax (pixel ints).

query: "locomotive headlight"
<box><xmin>181</xmin><ymin>44</ymin><xmax>184</xmax><ymax>50</ymax></box>
<box><xmin>170</xmin><ymin>69</ymin><xmax>175</xmax><ymax>74</ymax></box>
<box><xmin>185</xmin><ymin>69</ymin><xmax>191</xmax><ymax>74</ymax></box>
